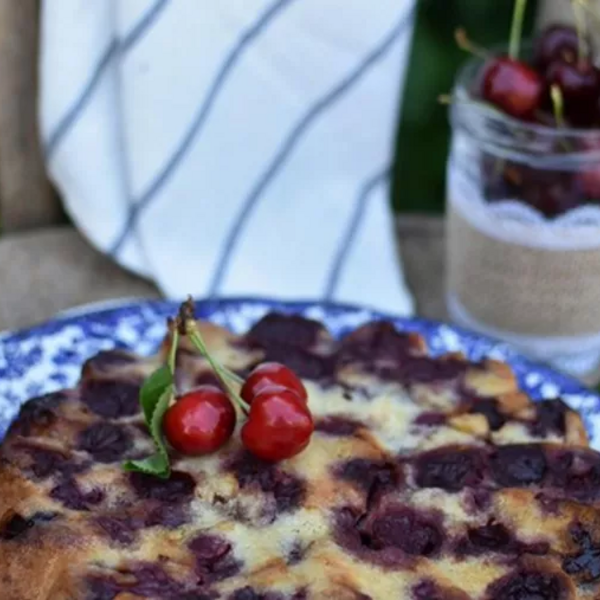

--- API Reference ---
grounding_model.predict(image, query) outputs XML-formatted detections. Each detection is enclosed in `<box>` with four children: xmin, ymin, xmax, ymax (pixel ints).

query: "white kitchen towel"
<box><xmin>40</xmin><ymin>0</ymin><xmax>416</xmax><ymax>315</ymax></box>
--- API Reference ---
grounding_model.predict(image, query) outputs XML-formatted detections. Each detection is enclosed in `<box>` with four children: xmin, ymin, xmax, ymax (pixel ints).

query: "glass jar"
<box><xmin>446</xmin><ymin>55</ymin><xmax>600</xmax><ymax>378</ymax></box>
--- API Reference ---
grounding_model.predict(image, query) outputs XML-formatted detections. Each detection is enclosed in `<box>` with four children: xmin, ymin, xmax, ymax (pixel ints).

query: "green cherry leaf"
<box><xmin>139</xmin><ymin>365</ymin><xmax>172</xmax><ymax>423</ymax></box>
<box><xmin>123</xmin><ymin>386</ymin><xmax>173</xmax><ymax>478</ymax></box>
<box><xmin>123</xmin><ymin>323</ymin><xmax>179</xmax><ymax>479</ymax></box>
<box><xmin>149</xmin><ymin>386</ymin><xmax>174</xmax><ymax>462</ymax></box>
<box><xmin>123</xmin><ymin>452</ymin><xmax>170</xmax><ymax>479</ymax></box>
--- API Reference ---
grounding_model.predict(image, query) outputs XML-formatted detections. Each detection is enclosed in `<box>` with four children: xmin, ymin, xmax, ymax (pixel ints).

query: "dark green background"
<box><xmin>392</xmin><ymin>0</ymin><xmax>539</xmax><ymax>213</ymax></box>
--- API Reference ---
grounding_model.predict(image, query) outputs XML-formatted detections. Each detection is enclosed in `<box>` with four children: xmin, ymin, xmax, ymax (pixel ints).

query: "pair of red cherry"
<box><xmin>163</xmin><ymin>362</ymin><xmax>313</xmax><ymax>462</ymax></box>
<box><xmin>480</xmin><ymin>25</ymin><xmax>599</xmax><ymax>127</ymax></box>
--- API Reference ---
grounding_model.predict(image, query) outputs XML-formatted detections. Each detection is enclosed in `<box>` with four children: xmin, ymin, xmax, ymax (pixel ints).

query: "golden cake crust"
<box><xmin>0</xmin><ymin>314</ymin><xmax>598</xmax><ymax>599</ymax></box>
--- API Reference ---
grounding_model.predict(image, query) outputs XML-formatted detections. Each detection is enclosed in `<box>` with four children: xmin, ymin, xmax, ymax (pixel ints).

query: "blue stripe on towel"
<box><xmin>109</xmin><ymin>0</ymin><xmax>297</xmax><ymax>257</ymax></box>
<box><xmin>44</xmin><ymin>39</ymin><xmax>118</xmax><ymax>156</ymax></box>
<box><xmin>323</xmin><ymin>167</ymin><xmax>391</xmax><ymax>301</ymax></box>
<box><xmin>208</xmin><ymin>4</ymin><xmax>415</xmax><ymax>295</ymax></box>
<box><xmin>121</xmin><ymin>0</ymin><xmax>170</xmax><ymax>53</ymax></box>
<box><xmin>45</xmin><ymin>0</ymin><xmax>170</xmax><ymax>156</ymax></box>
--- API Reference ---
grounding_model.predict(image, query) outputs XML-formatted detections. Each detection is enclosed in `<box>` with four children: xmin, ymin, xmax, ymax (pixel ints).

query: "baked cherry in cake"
<box><xmin>0</xmin><ymin>312</ymin><xmax>596</xmax><ymax>599</ymax></box>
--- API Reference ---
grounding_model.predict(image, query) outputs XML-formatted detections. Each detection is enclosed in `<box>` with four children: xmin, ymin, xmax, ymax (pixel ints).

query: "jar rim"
<box><xmin>453</xmin><ymin>54</ymin><xmax>600</xmax><ymax>142</ymax></box>
<box><xmin>451</xmin><ymin>54</ymin><xmax>600</xmax><ymax>168</ymax></box>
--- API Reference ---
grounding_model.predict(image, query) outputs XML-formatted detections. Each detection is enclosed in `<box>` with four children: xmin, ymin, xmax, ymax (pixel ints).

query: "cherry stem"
<box><xmin>183</xmin><ymin>315</ymin><xmax>250</xmax><ymax>416</ymax></box>
<box><xmin>550</xmin><ymin>85</ymin><xmax>573</xmax><ymax>152</ymax></box>
<box><xmin>509</xmin><ymin>0</ymin><xmax>528</xmax><ymax>59</ymax></box>
<box><xmin>176</xmin><ymin>296</ymin><xmax>244</xmax><ymax>386</ymax></box>
<box><xmin>166</xmin><ymin>319</ymin><xmax>179</xmax><ymax>377</ymax></box>
<box><xmin>454</xmin><ymin>28</ymin><xmax>490</xmax><ymax>60</ymax></box>
<box><xmin>550</xmin><ymin>84</ymin><xmax>565</xmax><ymax>128</ymax></box>
<box><xmin>220</xmin><ymin>366</ymin><xmax>245</xmax><ymax>385</ymax></box>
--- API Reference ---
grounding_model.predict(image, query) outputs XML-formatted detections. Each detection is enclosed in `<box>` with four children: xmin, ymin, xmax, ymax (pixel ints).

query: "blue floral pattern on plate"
<box><xmin>1</xmin><ymin>298</ymin><xmax>599</xmax><ymax>446</ymax></box>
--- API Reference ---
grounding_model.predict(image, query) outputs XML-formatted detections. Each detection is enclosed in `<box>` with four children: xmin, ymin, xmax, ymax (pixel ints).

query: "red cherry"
<box><xmin>241</xmin><ymin>388</ymin><xmax>313</xmax><ymax>462</ymax></box>
<box><xmin>480</xmin><ymin>57</ymin><xmax>543</xmax><ymax>119</ymax></box>
<box><xmin>545</xmin><ymin>60</ymin><xmax>600</xmax><ymax>128</ymax></box>
<box><xmin>534</xmin><ymin>25</ymin><xmax>583</xmax><ymax>70</ymax></box>
<box><xmin>163</xmin><ymin>385</ymin><xmax>236</xmax><ymax>455</ymax></box>
<box><xmin>576</xmin><ymin>135</ymin><xmax>600</xmax><ymax>200</ymax></box>
<box><xmin>240</xmin><ymin>362</ymin><xmax>307</xmax><ymax>405</ymax></box>
<box><xmin>580</xmin><ymin>167</ymin><xmax>600</xmax><ymax>200</ymax></box>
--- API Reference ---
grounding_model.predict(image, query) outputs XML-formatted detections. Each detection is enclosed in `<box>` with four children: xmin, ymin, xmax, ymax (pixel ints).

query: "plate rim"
<box><xmin>0</xmin><ymin>295</ymin><xmax>596</xmax><ymax>398</ymax></box>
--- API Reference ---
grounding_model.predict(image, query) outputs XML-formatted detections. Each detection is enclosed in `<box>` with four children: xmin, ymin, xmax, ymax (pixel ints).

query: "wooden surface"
<box><xmin>0</xmin><ymin>0</ymin><xmax>60</xmax><ymax>232</ymax></box>
<box><xmin>397</xmin><ymin>216</ymin><xmax>446</xmax><ymax>322</ymax></box>
<box><xmin>0</xmin><ymin>227</ymin><xmax>159</xmax><ymax>331</ymax></box>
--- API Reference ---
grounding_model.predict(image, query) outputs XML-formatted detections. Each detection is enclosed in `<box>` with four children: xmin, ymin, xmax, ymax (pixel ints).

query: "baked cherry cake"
<box><xmin>1</xmin><ymin>312</ymin><xmax>599</xmax><ymax>599</ymax></box>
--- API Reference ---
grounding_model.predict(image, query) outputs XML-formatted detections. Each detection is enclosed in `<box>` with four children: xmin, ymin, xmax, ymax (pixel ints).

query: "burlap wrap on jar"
<box><xmin>446</xmin><ymin>182</ymin><xmax>600</xmax><ymax>376</ymax></box>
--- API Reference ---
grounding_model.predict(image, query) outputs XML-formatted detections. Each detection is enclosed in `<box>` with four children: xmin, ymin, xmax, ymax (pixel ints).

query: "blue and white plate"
<box><xmin>1</xmin><ymin>298</ymin><xmax>599</xmax><ymax>447</ymax></box>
